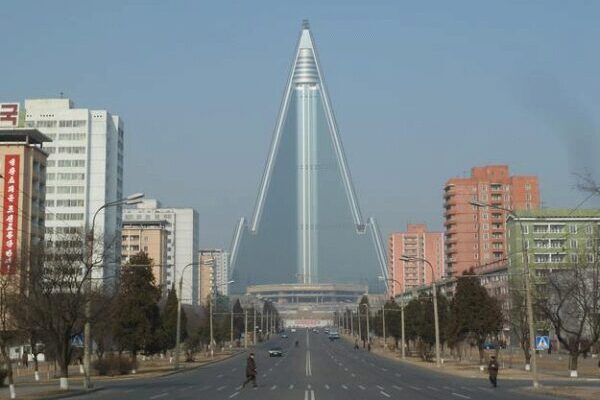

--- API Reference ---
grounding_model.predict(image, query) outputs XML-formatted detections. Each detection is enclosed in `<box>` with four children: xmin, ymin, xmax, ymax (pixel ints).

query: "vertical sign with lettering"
<box><xmin>0</xmin><ymin>103</ymin><xmax>19</xmax><ymax>127</ymax></box>
<box><xmin>1</xmin><ymin>155</ymin><xmax>20</xmax><ymax>275</ymax></box>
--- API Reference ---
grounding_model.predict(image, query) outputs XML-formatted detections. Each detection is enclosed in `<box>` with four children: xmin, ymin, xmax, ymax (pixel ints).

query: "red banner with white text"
<box><xmin>1</xmin><ymin>155</ymin><xmax>20</xmax><ymax>275</ymax></box>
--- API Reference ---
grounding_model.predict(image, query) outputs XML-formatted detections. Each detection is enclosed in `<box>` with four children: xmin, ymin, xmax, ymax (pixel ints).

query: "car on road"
<box><xmin>328</xmin><ymin>330</ymin><xmax>340</xmax><ymax>341</ymax></box>
<box><xmin>291</xmin><ymin>328</ymin><xmax>297</xmax><ymax>332</ymax></box>
<box><xmin>268</xmin><ymin>347</ymin><xmax>283</xmax><ymax>357</ymax></box>
<box><xmin>280</xmin><ymin>334</ymin><xmax>288</xmax><ymax>338</ymax></box>
<box><xmin>312</xmin><ymin>328</ymin><xmax>319</xmax><ymax>333</ymax></box>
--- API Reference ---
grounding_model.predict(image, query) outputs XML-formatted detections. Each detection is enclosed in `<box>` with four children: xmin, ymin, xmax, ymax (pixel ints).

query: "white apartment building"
<box><xmin>123</xmin><ymin>199</ymin><xmax>199</xmax><ymax>305</ymax></box>
<box><xmin>24</xmin><ymin>98</ymin><xmax>124</xmax><ymax>283</ymax></box>
<box><xmin>199</xmin><ymin>249</ymin><xmax>230</xmax><ymax>296</ymax></box>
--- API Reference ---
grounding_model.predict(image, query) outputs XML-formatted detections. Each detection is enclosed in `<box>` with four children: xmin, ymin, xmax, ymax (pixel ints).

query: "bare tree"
<box><xmin>538</xmin><ymin>244</ymin><xmax>600</xmax><ymax>376</ymax></box>
<box><xmin>0</xmin><ymin>275</ymin><xmax>20</xmax><ymax>397</ymax></box>
<box><xmin>509</xmin><ymin>283</ymin><xmax>532</xmax><ymax>369</ymax></box>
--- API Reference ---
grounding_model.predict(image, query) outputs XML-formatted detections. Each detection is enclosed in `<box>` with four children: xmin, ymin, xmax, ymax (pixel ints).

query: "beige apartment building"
<box><xmin>121</xmin><ymin>220</ymin><xmax>168</xmax><ymax>290</ymax></box>
<box><xmin>0</xmin><ymin>128</ymin><xmax>50</xmax><ymax>283</ymax></box>
<box><xmin>198</xmin><ymin>250</ymin><xmax>216</xmax><ymax>306</ymax></box>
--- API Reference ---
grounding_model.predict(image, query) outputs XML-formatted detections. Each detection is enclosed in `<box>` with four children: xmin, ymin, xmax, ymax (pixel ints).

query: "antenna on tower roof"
<box><xmin>302</xmin><ymin>19</ymin><xmax>310</xmax><ymax>29</ymax></box>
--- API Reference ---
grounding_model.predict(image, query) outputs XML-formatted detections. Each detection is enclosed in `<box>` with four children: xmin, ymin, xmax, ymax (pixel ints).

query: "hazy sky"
<box><xmin>2</xmin><ymin>1</ymin><xmax>599</xmax><ymax>249</ymax></box>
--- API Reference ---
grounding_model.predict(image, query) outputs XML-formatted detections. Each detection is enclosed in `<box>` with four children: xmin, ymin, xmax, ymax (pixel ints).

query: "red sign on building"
<box><xmin>0</xmin><ymin>103</ymin><xmax>19</xmax><ymax>127</ymax></box>
<box><xmin>1</xmin><ymin>155</ymin><xmax>20</xmax><ymax>275</ymax></box>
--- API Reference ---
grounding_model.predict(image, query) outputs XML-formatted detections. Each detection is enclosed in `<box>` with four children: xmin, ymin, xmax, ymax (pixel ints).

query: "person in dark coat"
<box><xmin>488</xmin><ymin>355</ymin><xmax>499</xmax><ymax>387</ymax></box>
<box><xmin>242</xmin><ymin>353</ymin><xmax>257</xmax><ymax>388</ymax></box>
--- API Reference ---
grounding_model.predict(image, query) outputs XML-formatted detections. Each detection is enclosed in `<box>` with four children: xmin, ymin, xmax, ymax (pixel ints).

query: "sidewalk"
<box><xmin>0</xmin><ymin>349</ymin><xmax>243</xmax><ymax>400</ymax></box>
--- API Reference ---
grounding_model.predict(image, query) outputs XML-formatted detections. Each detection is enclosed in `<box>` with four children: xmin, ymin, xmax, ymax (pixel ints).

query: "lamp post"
<box><xmin>399</xmin><ymin>255</ymin><xmax>441</xmax><ymax>367</ymax></box>
<box><xmin>360</xmin><ymin>303</ymin><xmax>370</xmax><ymax>346</ymax></box>
<box><xmin>350</xmin><ymin>309</ymin><xmax>354</xmax><ymax>337</ymax></box>
<box><xmin>470</xmin><ymin>200</ymin><xmax>539</xmax><ymax>388</ymax></box>
<box><xmin>381</xmin><ymin>304</ymin><xmax>386</xmax><ymax>349</ymax></box>
<box><xmin>175</xmin><ymin>262</ymin><xmax>199</xmax><ymax>370</ymax></box>
<box><xmin>357</xmin><ymin>305</ymin><xmax>362</xmax><ymax>343</ymax></box>
<box><xmin>379</xmin><ymin>276</ymin><xmax>406</xmax><ymax>359</ymax></box>
<box><xmin>83</xmin><ymin>193</ymin><xmax>144</xmax><ymax>389</ymax></box>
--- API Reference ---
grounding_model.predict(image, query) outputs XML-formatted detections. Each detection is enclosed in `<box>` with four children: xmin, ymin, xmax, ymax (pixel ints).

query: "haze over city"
<box><xmin>2</xmin><ymin>1</ymin><xmax>599</xmax><ymax>249</ymax></box>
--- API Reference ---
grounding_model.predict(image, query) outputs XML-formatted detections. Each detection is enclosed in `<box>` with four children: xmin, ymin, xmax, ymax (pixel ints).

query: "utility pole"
<box><xmin>365</xmin><ymin>304</ymin><xmax>370</xmax><ymax>346</ymax></box>
<box><xmin>244</xmin><ymin>309</ymin><xmax>248</xmax><ymax>349</ymax></box>
<box><xmin>260</xmin><ymin>310</ymin><xmax>264</xmax><ymax>341</ymax></box>
<box><xmin>209</xmin><ymin>294</ymin><xmax>214</xmax><ymax>358</ymax></box>
<box><xmin>253</xmin><ymin>307</ymin><xmax>257</xmax><ymax>345</ymax></box>
<box><xmin>401</xmin><ymin>299</ymin><xmax>405</xmax><ymax>359</ymax></box>
<box><xmin>382</xmin><ymin>304</ymin><xmax>386</xmax><ymax>349</ymax></box>
<box><xmin>230</xmin><ymin>302</ymin><xmax>234</xmax><ymax>349</ymax></box>
<box><xmin>357</xmin><ymin>306</ymin><xmax>362</xmax><ymax>343</ymax></box>
<box><xmin>350</xmin><ymin>309</ymin><xmax>354</xmax><ymax>337</ymax></box>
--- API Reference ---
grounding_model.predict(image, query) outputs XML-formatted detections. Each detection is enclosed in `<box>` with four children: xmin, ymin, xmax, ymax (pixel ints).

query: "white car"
<box><xmin>291</xmin><ymin>328</ymin><xmax>297</xmax><ymax>332</ymax></box>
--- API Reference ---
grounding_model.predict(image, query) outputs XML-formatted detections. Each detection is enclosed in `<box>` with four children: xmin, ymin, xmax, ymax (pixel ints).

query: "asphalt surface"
<box><xmin>74</xmin><ymin>330</ymin><xmax>572</xmax><ymax>400</ymax></box>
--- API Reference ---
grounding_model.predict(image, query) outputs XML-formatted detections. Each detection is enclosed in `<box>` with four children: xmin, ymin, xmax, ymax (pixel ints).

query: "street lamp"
<box><xmin>359</xmin><ymin>303</ymin><xmax>370</xmax><ymax>347</ymax></box>
<box><xmin>470</xmin><ymin>200</ymin><xmax>539</xmax><ymax>388</ymax></box>
<box><xmin>378</xmin><ymin>276</ymin><xmax>405</xmax><ymax>358</ymax></box>
<box><xmin>83</xmin><ymin>193</ymin><xmax>144</xmax><ymax>389</ymax></box>
<box><xmin>175</xmin><ymin>262</ymin><xmax>199</xmax><ymax>370</ymax></box>
<box><xmin>399</xmin><ymin>255</ymin><xmax>441</xmax><ymax>367</ymax></box>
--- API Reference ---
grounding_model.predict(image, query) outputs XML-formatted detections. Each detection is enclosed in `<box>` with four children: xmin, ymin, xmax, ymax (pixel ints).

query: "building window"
<box><xmin>569</xmin><ymin>225</ymin><xmax>577</xmax><ymax>234</ymax></box>
<box><xmin>534</xmin><ymin>254</ymin><xmax>550</xmax><ymax>263</ymax></box>
<box><xmin>570</xmin><ymin>239</ymin><xmax>578</xmax><ymax>248</ymax></box>
<box><xmin>585</xmin><ymin>225</ymin><xmax>594</xmax><ymax>234</ymax></box>
<box><xmin>570</xmin><ymin>254</ymin><xmax>578</xmax><ymax>263</ymax></box>
<box><xmin>587</xmin><ymin>254</ymin><xmax>594</xmax><ymax>263</ymax></box>
<box><xmin>58</xmin><ymin>146</ymin><xmax>86</xmax><ymax>154</ymax></box>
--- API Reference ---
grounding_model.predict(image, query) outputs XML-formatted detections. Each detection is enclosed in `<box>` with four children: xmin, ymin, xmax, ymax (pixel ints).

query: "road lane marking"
<box><xmin>262</xmin><ymin>373</ymin><xmax>267</xmax><ymax>377</ymax></box>
<box><xmin>311</xmin><ymin>390</ymin><xmax>315</xmax><ymax>400</ymax></box>
<box><xmin>308</xmin><ymin>384</ymin><xmax>312</xmax><ymax>389</ymax></box>
<box><xmin>408</xmin><ymin>385</ymin><xmax>421</xmax><ymax>391</ymax></box>
<box><xmin>392</xmin><ymin>385</ymin><xmax>402</xmax><ymax>391</ymax></box>
<box><xmin>452</xmin><ymin>393</ymin><xmax>471</xmax><ymax>399</ymax></box>
<box><xmin>358</xmin><ymin>385</ymin><xmax>366</xmax><ymax>390</ymax></box>
<box><xmin>341</xmin><ymin>384</ymin><xmax>348</xmax><ymax>390</ymax></box>
<box><xmin>305</xmin><ymin>351</ymin><xmax>312</xmax><ymax>376</ymax></box>
<box><xmin>270</xmin><ymin>385</ymin><xmax>277</xmax><ymax>390</ymax></box>
<box><xmin>351</xmin><ymin>373</ymin><xmax>356</xmax><ymax>377</ymax></box>
<box><xmin>380</xmin><ymin>391</ymin><xmax>391</xmax><ymax>398</ymax></box>
<box><xmin>217</xmin><ymin>374</ymin><xmax>224</xmax><ymax>378</ymax></box>
<box><xmin>427</xmin><ymin>386</ymin><xmax>440</xmax><ymax>391</ymax></box>
<box><xmin>324</xmin><ymin>384</ymin><xmax>329</xmax><ymax>390</ymax></box>
<box><xmin>217</xmin><ymin>385</ymin><xmax>227</xmax><ymax>391</ymax></box>
<box><xmin>289</xmin><ymin>384</ymin><xmax>294</xmax><ymax>389</ymax></box>
<box><xmin>376</xmin><ymin>385</ymin><xmax>384</xmax><ymax>390</ymax></box>
<box><xmin>149</xmin><ymin>394</ymin><xmax>168</xmax><ymax>400</ymax></box>
<box><xmin>229</xmin><ymin>392</ymin><xmax>239</xmax><ymax>398</ymax></box>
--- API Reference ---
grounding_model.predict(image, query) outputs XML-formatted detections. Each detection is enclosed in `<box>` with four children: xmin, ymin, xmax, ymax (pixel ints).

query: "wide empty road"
<box><xmin>80</xmin><ymin>330</ymin><xmax>558</xmax><ymax>400</ymax></box>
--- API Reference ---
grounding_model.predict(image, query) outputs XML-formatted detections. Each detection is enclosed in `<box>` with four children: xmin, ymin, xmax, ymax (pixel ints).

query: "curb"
<box><xmin>36</xmin><ymin>387</ymin><xmax>103</xmax><ymax>400</ymax></box>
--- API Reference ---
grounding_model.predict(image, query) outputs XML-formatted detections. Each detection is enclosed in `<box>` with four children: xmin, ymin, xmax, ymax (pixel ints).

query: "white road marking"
<box><xmin>217</xmin><ymin>386</ymin><xmax>227</xmax><ymax>391</ymax></box>
<box><xmin>408</xmin><ymin>385</ymin><xmax>421</xmax><ymax>391</ymax></box>
<box><xmin>149</xmin><ymin>394</ymin><xmax>168</xmax><ymax>400</ymax></box>
<box><xmin>269</xmin><ymin>368</ymin><xmax>273</xmax><ymax>371</ymax></box>
<box><xmin>358</xmin><ymin>385</ymin><xmax>366</xmax><ymax>390</ymax></box>
<box><xmin>231</xmin><ymin>367</ymin><xmax>237</xmax><ymax>372</ymax></box>
<box><xmin>351</xmin><ymin>373</ymin><xmax>356</xmax><ymax>377</ymax></box>
<box><xmin>392</xmin><ymin>385</ymin><xmax>403</xmax><ymax>391</ymax></box>
<box><xmin>376</xmin><ymin>385</ymin><xmax>384</xmax><ymax>390</ymax></box>
<box><xmin>217</xmin><ymin>374</ymin><xmax>224</xmax><ymax>378</ymax></box>
<box><xmin>262</xmin><ymin>373</ymin><xmax>267</xmax><ymax>377</ymax></box>
<box><xmin>427</xmin><ymin>386</ymin><xmax>440</xmax><ymax>391</ymax></box>
<box><xmin>380</xmin><ymin>391</ymin><xmax>391</xmax><ymax>398</ymax></box>
<box><xmin>270</xmin><ymin>385</ymin><xmax>277</xmax><ymax>390</ymax></box>
<box><xmin>452</xmin><ymin>393</ymin><xmax>471</xmax><ymax>399</ymax></box>
<box><xmin>305</xmin><ymin>350</ymin><xmax>312</xmax><ymax>376</ymax></box>
<box><xmin>344</xmin><ymin>367</ymin><xmax>348</xmax><ymax>371</ymax></box>
<box><xmin>228</xmin><ymin>392</ymin><xmax>239</xmax><ymax>399</ymax></box>
<box><xmin>289</xmin><ymin>384</ymin><xmax>294</xmax><ymax>389</ymax></box>
<box><xmin>324</xmin><ymin>384</ymin><xmax>330</xmax><ymax>390</ymax></box>
<box><xmin>341</xmin><ymin>384</ymin><xmax>348</xmax><ymax>390</ymax></box>
<box><xmin>308</xmin><ymin>384</ymin><xmax>312</xmax><ymax>389</ymax></box>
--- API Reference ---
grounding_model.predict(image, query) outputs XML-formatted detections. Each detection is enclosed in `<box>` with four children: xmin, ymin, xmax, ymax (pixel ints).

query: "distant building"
<box><xmin>123</xmin><ymin>199</ymin><xmax>199</xmax><ymax>305</ymax></box>
<box><xmin>23</xmin><ymin>98</ymin><xmax>124</xmax><ymax>284</ymax></box>
<box><xmin>444</xmin><ymin>165</ymin><xmax>540</xmax><ymax>277</ymax></box>
<box><xmin>198</xmin><ymin>250</ymin><xmax>216</xmax><ymax>305</ymax></box>
<box><xmin>199</xmin><ymin>249</ymin><xmax>230</xmax><ymax>297</ymax></box>
<box><xmin>387</xmin><ymin>224</ymin><xmax>444</xmax><ymax>296</ymax></box>
<box><xmin>122</xmin><ymin>220</ymin><xmax>169</xmax><ymax>291</ymax></box>
<box><xmin>507</xmin><ymin>209</ymin><xmax>600</xmax><ymax>275</ymax></box>
<box><xmin>0</xmin><ymin>128</ymin><xmax>50</xmax><ymax>282</ymax></box>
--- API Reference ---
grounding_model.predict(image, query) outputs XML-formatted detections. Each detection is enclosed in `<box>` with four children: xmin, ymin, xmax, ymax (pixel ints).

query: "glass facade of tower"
<box><xmin>230</xmin><ymin>23</ymin><xmax>386</xmax><ymax>293</ymax></box>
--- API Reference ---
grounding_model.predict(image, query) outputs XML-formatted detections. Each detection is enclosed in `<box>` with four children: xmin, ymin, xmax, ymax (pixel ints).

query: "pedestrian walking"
<box><xmin>488</xmin><ymin>355</ymin><xmax>499</xmax><ymax>388</ymax></box>
<box><xmin>242</xmin><ymin>353</ymin><xmax>257</xmax><ymax>388</ymax></box>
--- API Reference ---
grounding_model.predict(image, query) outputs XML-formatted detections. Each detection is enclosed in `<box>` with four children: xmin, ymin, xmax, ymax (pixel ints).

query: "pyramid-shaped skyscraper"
<box><xmin>230</xmin><ymin>21</ymin><xmax>387</xmax><ymax>293</ymax></box>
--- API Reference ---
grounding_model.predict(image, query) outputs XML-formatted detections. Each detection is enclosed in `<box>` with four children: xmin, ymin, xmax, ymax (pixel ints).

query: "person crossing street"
<box><xmin>488</xmin><ymin>355</ymin><xmax>499</xmax><ymax>388</ymax></box>
<box><xmin>242</xmin><ymin>353</ymin><xmax>257</xmax><ymax>388</ymax></box>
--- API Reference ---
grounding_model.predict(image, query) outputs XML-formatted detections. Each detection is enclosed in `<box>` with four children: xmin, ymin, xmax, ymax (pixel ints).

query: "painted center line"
<box><xmin>149</xmin><ymin>394</ymin><xmax>168</xmax><ymax>400</ymax></box>
<box><xmin>392</xmin><ymin>385</ymin><xmax>403</xmax><ymax>391</ymax></box>
<box><xmin>408</xmin><ymin>385</ymin><xmax>421</xmax><ymax>391</ymax></box>
<box><xmin>289</xmin><ymin>384</ymin><xmax>294</xmax><ymax>389</ymax></box>
<box><xmin>228</xmin><ymin>392</ymin><xmax>239</xmax><ymax>399</ymax></box>
<box><xmin>376</xmin><ymin>385</ymin><xmax>384</xmax><ymax>390</ymax></box>
<box><xmin>270</xmin><ymin>385</ymin><xmax>277</xmax><ymax>390</ymax></box>
<box><xmin>217</xmin><ymin>386</ymin><xmax>227</xmax><ymax>391</ymax></box>
<box><xmin>217</xmin><ymin>374</ymin><xmax>224</xmax><ymax>378</ymax></box>
<box><xmin>380</xmin><ymin>391</ymin><xmax>391</xmax><ymax>398</ymax></box>
<box><xmin>452</xmin><ymin>393</ymin><xmax>471</xmax><ymax>399</ymax></box>
<box><xmin>358</xmin><ymin>385</ymin><xmax>366</xmax><ymax>390</ymax></box>
<box><xmin>351</xmin><ymin>373</ymin><xmax>356</xmax><ymax>377</ymax></box>
<box><xmin>324</xmin><ymin>384</ymin><xmax>330</xmax><ymax>390</ymax></box>
<box><xmin>341</xmin><ymin>384</ymin><xmax>348</xmax><ymax>390</ymax></box>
